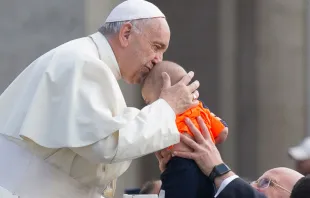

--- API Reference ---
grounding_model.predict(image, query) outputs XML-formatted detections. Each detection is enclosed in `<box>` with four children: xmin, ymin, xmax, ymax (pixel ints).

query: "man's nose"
<box><xmin>152</xmin><ymin>53</ymin><xmax>163</xmax><ymax>66</ymax></box>
<box><xmin>250</xmin><ymin>182</ymin><xmax>258</xmax><ymax>189</ymax></box>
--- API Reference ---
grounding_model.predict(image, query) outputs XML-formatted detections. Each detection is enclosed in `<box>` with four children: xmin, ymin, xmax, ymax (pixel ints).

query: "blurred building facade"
<box><xmin>0</xmin><ymin>0</ymin><xmax>308</xmax><ymax>197</ymax></box>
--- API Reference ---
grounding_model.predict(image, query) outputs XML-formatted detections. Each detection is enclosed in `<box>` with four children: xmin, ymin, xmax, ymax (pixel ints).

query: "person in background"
<box><xmin>288</xmin><ymin>137</ymin><xmax>310</xmax><ymax>175</ymax></box>
<box><xmin>251</xmin><ymin>167</ymin><xmax>303</xmax><ymax>198</ymax></box>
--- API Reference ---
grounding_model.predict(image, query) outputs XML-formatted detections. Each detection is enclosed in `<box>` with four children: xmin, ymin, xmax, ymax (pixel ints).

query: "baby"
<box><xmin>142</xmin><ymin>61</ymin><xmax>229</xmax><ymax>198</ymax></box>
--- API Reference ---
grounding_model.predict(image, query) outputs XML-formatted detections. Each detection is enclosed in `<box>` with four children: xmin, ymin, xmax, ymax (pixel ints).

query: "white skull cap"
<box><xmin>105</xmin><ymin>0</ymin><xmax>165</xmax><ymax>23</ymax></box>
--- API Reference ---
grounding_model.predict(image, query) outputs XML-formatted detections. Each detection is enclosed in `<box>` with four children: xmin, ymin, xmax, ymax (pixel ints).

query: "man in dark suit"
<box><xmin>250</xmin><ymin>167</ymin><xmax>302</xmax><ymax>198</ymax></box>
<box><xmin>218</xmin><ymin>167</ymin><xmax>301</xmax><ymax>198</ymax></box>
<box><xmin>290</xmin><ymin>175</ymin><xmax>310</xmax><ymax>198</ymax></box>
<box><xmin>215</xmin><ymin>177</ymin><xmax>266</xmax><ymax>198</ymax></box>
<box><xmin>156</xmin><ymin>117</ymin><xmax>303</xmax><ymax>198</ymax></box>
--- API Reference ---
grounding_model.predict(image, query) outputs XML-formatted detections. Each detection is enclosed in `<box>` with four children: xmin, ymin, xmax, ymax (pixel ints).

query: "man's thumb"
<box><xmin>162</xmin><ymin>72</ymin><xmax>171</xmax><ymax>89</ymax></box>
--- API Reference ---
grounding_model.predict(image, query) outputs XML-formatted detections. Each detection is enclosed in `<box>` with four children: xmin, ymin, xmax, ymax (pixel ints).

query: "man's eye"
<box><xmin>153</xmin><ymin>45</ymin><xmax>161</xmax><ymax>51</ymax></box>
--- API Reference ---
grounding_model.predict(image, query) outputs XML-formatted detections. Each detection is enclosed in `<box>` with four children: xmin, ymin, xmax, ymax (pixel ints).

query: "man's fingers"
<box><xmin>185</xmin><ymin>118</ymin><xmax>204</xmax><ymax>144</ymax></box>
<box><xmin>188</xmin><ymin>80</ymin><xmax>200</xmax><ymax>93</ymax></box>
<box><xmin>157</xmin><ymin>150</ymin><xmax>171</xmax><ymax>173</ymax></box>
<box><xmin>162</xmin><ymin>154</ymin><xmax>171</xmax><ymax>164</ymax></box>
<box><xmin>197</xmin><ymin>116</ymin><xmax>212</xmax><ymax>141</ymax></box>
<box><xmin>173</xmin><ymin>151</ymin><xmax>195</xmax><ymax>160</ymax></box>
<box><xmin>192</xmin><ymin>90</ymin><xmax>199</xmax><ymax>100</ymax></box>
<box><xmin>155</xmin><ymin>152</ymin><xmax>162</xmax><ymax>161</ymax></box>
<box><xmin>160</xmin><ymin>149</ymin><xmax>171</xmax><ymax>158</ymax></box>
<box><xmin>189</xmin><ymin>100</ymin><xmax>200</xmax><ymax>109</ymax></box>
<box><xmin>179</xmin><ymin>71</ymin><xmax>194</xmax><ymax>85</ymax></box>
<box><xmin>161</xmin><ymin>72</ymin><xmax>171</xmax><ymax>89</ymax></box>
<box><xmin>180</xmin><ymin>133</ymin><xmax>200</xmax><ymax>150</ymax></box>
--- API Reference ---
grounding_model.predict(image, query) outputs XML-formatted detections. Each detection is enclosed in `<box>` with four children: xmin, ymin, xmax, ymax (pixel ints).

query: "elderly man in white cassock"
<box><xmin>0</xmin><ymin>0</ymin><xmax>200</xmax><ymax>198</ymax></box>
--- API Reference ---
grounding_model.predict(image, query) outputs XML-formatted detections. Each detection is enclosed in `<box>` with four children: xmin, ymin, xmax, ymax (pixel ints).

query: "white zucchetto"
<box><xmin>105</xmin><ymin>0</ymin><xmax>165</xmax><ymax>23</ymax></box>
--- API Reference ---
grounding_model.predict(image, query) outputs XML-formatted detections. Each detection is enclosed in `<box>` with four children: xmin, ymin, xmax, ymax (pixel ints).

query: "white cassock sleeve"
<box><xmin>16</xmin><ymin>53</ymin><xmax>179</xmax><ymax>163</ymax></box>
<box><xmin>72</xmin><ymin>98</ymin><xmax>178</xmax><ymax>164</ymax></box>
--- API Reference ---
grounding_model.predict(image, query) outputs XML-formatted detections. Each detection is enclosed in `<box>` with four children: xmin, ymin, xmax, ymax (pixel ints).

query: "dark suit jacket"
<box><xmin>161</xmin><ymin>157</ymin><xmax>214</xmax><ymax>198</ymax></box>
<box><xmin>217</xmin><ymin>178</ymin><xmax>267</xmax><ymax>198</ymax></box>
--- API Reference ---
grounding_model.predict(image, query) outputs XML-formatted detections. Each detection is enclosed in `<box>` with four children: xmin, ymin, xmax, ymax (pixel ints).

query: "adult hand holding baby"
<box><xmin>155</xmin><ymin>132</ymin><xmax>194</xmax><ymax>173</ymax></box>
<box><xmin>156</xmin><ymin>117</ymin><xmax>224</xmax><ymax>176</ymax></box>
<box><xmin>159</xmin><ymin>71</ymin><xmax>200</xmax><ymax>115</ymax></box>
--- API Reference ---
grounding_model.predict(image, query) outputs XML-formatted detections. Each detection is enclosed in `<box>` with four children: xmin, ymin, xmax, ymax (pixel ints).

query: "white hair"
<box><xmin>99</xmin><ymin>19</ymin><xmax>152</xmax><ymax>36</ymax></box>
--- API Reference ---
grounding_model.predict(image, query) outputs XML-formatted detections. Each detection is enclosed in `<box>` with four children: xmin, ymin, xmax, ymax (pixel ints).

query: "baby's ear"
<box><xmin>161</xmin><ymin>72</ymin><xmax>171</xmax><ymax>89</ymax></box>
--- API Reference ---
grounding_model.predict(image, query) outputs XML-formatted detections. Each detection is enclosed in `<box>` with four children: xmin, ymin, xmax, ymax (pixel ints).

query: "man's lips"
<box><xmin>144</xmin><ymin>65</ymin><xmax>151</xmax><ymax>72</ymax></box>
<box><xmin>138</xmin><ymin>66</ymin><xmax>151</xmax><ymax>84</ymax></box>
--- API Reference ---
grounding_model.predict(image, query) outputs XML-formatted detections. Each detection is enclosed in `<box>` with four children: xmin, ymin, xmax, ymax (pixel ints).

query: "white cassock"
<box><xmin>0</xmin><ymin>32</ymin><xmax>180</xmax><ymax>198</ymax></box>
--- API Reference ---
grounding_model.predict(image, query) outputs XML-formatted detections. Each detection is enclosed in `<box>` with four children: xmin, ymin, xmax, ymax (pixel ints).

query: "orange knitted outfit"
<box><xmin>169</xmin><ymin>101</ymin><xmax>227</xmax><ymax>149</ymax></box>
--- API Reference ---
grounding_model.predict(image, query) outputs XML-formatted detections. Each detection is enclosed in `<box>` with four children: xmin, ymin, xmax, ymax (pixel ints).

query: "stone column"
<box><xmin>217</xmin><ymin>0</ymin><xmax>238</xmax><ymax>171</ymax></box>
<box><xmin>255</xmin><ymin>0</ymin><xmax>307</xmax><ymax>175</ymax></box>
<box><xmin>234</xmin><ymin>0</ymin><xmax>260</xmax><ymax>178</ymax></box>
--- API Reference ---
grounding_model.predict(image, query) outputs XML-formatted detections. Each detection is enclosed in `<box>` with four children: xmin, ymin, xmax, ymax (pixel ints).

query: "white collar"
<box><xmin>89</xmin><ymin>32</ymin><xmax>121</xmax><ymax>80</ymax></box>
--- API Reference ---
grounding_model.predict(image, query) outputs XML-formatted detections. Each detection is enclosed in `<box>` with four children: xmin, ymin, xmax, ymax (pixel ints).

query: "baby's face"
<box><xmin>141</xmin><ymin>83</ymin><xmax>161</xmax><ymax>105</ymax></box>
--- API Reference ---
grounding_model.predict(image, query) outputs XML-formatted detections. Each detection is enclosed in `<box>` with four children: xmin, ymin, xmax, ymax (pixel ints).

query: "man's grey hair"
<box><xmin>99</xmin><ymin>19</ymin><xmax>152</xmax><ymax>37</ymax></box>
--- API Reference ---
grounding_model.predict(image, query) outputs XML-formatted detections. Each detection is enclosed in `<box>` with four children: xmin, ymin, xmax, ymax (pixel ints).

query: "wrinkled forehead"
<box><xmin>259</xmin><ymin>170</ymin><xmax>279</xmax><ymax>182</ymax></box>
<box><xmin>143</xmin><ymin>18</ymin><xmax>170</xmax><ymax>44</ymax></box>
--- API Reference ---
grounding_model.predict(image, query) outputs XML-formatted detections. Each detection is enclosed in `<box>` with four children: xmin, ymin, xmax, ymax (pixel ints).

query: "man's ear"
<box><xmin>118</xmin><ymin>23</ymin><xmax>133</xmax><ymax>48</ymax></box>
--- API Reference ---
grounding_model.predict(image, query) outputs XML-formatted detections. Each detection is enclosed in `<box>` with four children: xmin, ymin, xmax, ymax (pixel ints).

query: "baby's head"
<box><xmin>142</xmin><ymin>61</ymin><xmax>187</xmax><ymax>104</ymax></box>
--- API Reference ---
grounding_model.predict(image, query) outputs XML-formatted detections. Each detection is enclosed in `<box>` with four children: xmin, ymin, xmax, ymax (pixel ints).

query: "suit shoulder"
<box><xmin>218</xmin><ymin>178</ymin><xmax>266</xmax><ymax>198</ymax></box>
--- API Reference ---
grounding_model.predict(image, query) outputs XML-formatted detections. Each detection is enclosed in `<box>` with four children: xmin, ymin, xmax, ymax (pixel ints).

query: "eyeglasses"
<box><xmin>252</xmin><ymin>178</ymin><xmax>291</xmax><ymax>194</ymax></box>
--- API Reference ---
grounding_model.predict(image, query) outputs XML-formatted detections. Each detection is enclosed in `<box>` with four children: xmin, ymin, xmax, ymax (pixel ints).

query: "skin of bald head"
<box><xmin>100</xmin><ymin>18</ymin><xmax>170</xmax><ymax>84</ymax></box>
<box><xmin>141</xmin><ymin>61</ymin><xmax>187</xmax><ymax>104</ymax></box>
<box><xmin>252</xmin><ymin>167</ymin><xmax>304</xmax><ymax>198</ymax></box>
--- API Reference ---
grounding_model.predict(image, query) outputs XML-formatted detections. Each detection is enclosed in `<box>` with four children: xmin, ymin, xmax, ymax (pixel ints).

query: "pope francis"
<box><xmin>0</xmin><ymin>0</ymin><xmax>200</xmax><ymax>198</ymax></box>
